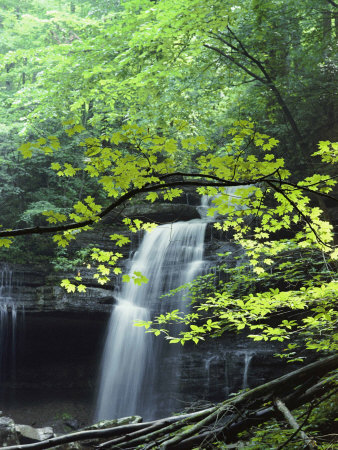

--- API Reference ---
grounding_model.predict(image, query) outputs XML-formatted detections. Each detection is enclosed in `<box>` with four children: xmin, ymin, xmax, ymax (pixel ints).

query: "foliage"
<box><xmin>139</xmin><ymin>245</ymin><xmax>337</xmax><ymax>357</ymax></box>
<box><xmin>0</xmin><ymin>1</ymin><xmax>337</xmax><ymax>446</ymax></box>
<box><xmin>0</xmin><ymin>119</ymin><xmax>337</xmax><ymax>358</ymax></box>
<box><xmin>2</xmin><ymin>0</ymin><xmax>337</xmax><ymax>145</ymax></box>
<box><xmin>0</xmin><ymin>0</ymin><xmax>337</xmax><ymax>259</ymax></box>
<box><xmin>51</xmin><ymin>246</ymin><xmax>94</xmax><ymax>272</ymax></box>
<box><xmin>0</xmin><ymin>0</ymin><xmax>336</xmax><ymax>347</ymax></box>
<box><xmin>147</xmin><ymin>119</ymin><xmax>338</xmax><ymax>358</ymax></box>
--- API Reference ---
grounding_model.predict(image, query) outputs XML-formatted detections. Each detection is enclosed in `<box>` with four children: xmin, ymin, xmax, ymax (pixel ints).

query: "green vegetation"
<box><xmin>0</xmin><ymin>0</ymin><xmax>337</xmax><ymax>447</ymax></box>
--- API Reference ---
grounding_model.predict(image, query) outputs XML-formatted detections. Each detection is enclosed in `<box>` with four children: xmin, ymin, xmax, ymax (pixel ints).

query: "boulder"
<box><xmin>0</xmin><ymin>416</ymin><xmax>19</xmax><ymax>446</ymax></box>
<box><xmin>15</xmin><ymin>424</ymin><xmax>54</xmax><ymax>444</ymax></box>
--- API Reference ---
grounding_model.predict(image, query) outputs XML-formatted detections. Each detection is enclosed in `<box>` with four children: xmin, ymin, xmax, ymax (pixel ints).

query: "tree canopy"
<box><xmin>0</xmin><ymin>0</ymin><xmax>337</xmax><ymax>361</ymax></box>
<box><xmin>0</xmin><ymin>0</ymin><xmax>337</xmax><ymax>447</ymax></box>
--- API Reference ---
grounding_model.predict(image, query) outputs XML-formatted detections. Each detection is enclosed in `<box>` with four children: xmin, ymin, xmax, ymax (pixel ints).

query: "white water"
<box><xmin>0</xmin><ymin>265</ymin><xmax>22</xmax><ymax>381</ymax></box>
<box><xmin>95</xmin><ymin>213</ymin><xmax>210</xmax><ymax>421</ymax></box>
<box><xmin>204</xmin><ymin>351</ymin><xmax>254</xmax><ymax>396</ymax></box>
<box><xmin>242</xmin><ymin>352</ymin><xmax>253</xmax><ymax>389</ymax></box>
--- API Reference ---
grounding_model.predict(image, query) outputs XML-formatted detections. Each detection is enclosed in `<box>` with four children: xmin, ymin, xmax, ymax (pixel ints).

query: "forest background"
<box><xmin>0</xmin><ymin>0</ymin><xmax>337</xmax><ymax>448</ymax></box>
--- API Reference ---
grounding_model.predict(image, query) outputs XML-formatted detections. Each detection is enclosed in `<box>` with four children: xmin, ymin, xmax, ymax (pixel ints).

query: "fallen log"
<box><xmin>2</xmin><ymin>354</ymin><xmax>337</xmax><ymax>450</ymax></box>
<box><xmin>157</xmin><ymin>354</ymin><xmax>337</xmax><ymax>450</ymax></box>
<box><xmin>274</xmin><ymin>397</ymin><xmax>317</xmax><ymax>449</ymax></box>
<box><xmin>170</xmin><ymin>379</ymin><xmax>337</xmax><ymax>450</ymax></box>
<box><xmin>0</xmin><ymin>410</ymin><xmax>215</xmax><ymax>450</ymax></box>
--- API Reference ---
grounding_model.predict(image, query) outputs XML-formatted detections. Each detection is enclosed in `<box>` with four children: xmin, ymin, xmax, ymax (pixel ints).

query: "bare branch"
<box><xmin>203</xmin><ymin>43</ymin><xmax>266</xmax><ymax>84</ymax></box>
<box><xmin>205</xmin><ymin>29</ymin><xmax>304</xmax><ymax>143</ymax></box>
<box><xmin>209</xmin><ymin>31</ymin><xmax>242</xmax><ymax>54</ymax></box>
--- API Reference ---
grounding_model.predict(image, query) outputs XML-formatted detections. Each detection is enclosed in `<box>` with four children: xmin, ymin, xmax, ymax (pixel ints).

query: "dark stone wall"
<box><xmin>0</xmin><ymin>312</ymin><xmax>108</xmax><ymax>427</ymax></box>
<box><xmin>0</xmin><ymin>310</ymin><xmax>294</xmax><ymax>427</ymax></box>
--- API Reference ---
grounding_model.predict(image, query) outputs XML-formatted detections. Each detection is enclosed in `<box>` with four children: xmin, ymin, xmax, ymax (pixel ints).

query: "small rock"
<box><xmin>15</xmin><ymin>424</ymin><xmax>54</xmax><ymax>444</ymax></box>
<box><xmin>54</xmin><ymin>443</ymin><xmax>83</xmax><ymax>449</ymax></box>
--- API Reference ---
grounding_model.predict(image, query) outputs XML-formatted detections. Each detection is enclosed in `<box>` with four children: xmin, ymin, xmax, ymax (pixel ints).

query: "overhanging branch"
<box><xmin>0</xmin><ymin>171</ymin><xmax>336</xmax><ymax>240</ymax></box>
<box><xmin>266</xmin><ymin>180</ymin><xmax>333</xmax><ymax>248</ymax></box>
<box><xmin>203</xmin><ymin>43</ymin><xmax>266</xmax><ymax>84</ymax></box>
<box><xmin>0</xmin><ymin>169</ymin><xmax>338</xmax><ymax>241</ymax></box>
<box><xmin>0</xmin><ymin>172</ymin><xmax>274</xmax><ymax>238</ymax></box>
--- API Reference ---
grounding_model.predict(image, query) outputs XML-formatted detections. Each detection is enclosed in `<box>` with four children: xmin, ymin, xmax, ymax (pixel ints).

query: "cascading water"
<box><xmin>95</xmin><ymin>205</ymin><xmax>211</xmax><ymax>421</ymax></box>
<box><xmin>0</xmin><ymin>265</ymin><xmax>22</xmax><ymax>382</ymax></box>
<box><xmin>242</xmin><ymin>351</ymin><xmax>253</xmax><ymax>389</ymax></box>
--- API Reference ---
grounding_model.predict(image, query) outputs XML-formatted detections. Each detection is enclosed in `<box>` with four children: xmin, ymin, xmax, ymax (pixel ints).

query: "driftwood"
<box><xmin>2</xmin><ymin>354</ymin><xmax>337</xmax><ymax>450</ymax></box>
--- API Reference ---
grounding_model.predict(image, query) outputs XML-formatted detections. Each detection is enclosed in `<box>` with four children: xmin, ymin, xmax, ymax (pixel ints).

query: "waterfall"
<box><xmin>0</xmin><ymin>265</ymin><xmax>22</xmax><ymax>382</ymax></box>
<box><xmin>95</xmin><ymin>210</ymin><xmax>210</xmax><ymax>421</ymax></box>
<box><xmin>242</xmin><ymin>352</ymin><xmax>253</xmax><ymax>389</ymax></box>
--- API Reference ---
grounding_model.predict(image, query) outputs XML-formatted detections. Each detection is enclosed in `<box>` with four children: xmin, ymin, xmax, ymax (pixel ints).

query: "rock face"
<box><xmin>0</xmin><ymin>200</ymin><xmax>207</xmax><ymax>315</ymax></box>
<box><xmin>0</xmin><ymin>263</ymin><xmax>118</xmax><ymax>314</ymax></box>
<box><xmin>147</xmin><ymin>333</ymin><xmax>291</xmax><ymax>419</ymax></box>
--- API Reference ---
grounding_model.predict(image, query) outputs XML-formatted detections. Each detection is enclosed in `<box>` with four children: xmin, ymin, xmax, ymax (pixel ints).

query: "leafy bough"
<box><xmin>0</xmin><ymin>122</ymin><xmax>337</xmax><ymax>335</ymax></box>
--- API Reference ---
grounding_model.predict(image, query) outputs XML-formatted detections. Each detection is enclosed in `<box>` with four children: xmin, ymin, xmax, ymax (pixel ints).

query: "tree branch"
<box><xmin>203</xmin><ymin>44</ymin><xmax>266</xmax><ymax>84</ymax></box>
<box><xmin>2</xmin><ymin>410</ymin><xmax>216</xmax><ymax>450</ymax></box>
<box><xmin>274</xmin><ymin>398</ymin><xmax>317</xmax><ymax>449</ymax></box>
<box><xmin>0</xmin><ymin>171</ymin><xmax>280</xmax><ymax>238</ymax></box>
<box><xmin>276</xmin><ymin>177</ymin><xmax>338</xmax><ymax>203</ymax></box>
<box><xmin>0</xmin><ymin>171</ymin><xmax>336</xmax><ymax>250</ymax></box>
<box><xmin>205</xmin><ymin>28</ymin><xmax>304</xmax><ymax>144</ymax></box>
<box><xmin>266</xmin><ymin>180</ymin><xmax>333</xmax><ymax>248</ymax></box>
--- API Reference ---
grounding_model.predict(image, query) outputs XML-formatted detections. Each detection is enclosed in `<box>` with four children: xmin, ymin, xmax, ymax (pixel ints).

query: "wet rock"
<box><xmin>35</xmin><ymin>285</ymin><xmax>117</xmax><ymax>313</ymax></box>
<box><xmin>0</xmin><ymin>416</ymin><xmax>19</xmax><ymax>446</ymax></box>
<box><xmin>116</xmin><ymin>415</ymin><xmax>143</xmax><ymax>425</ymax></box>
<box><xmin>15</xmin><ymin>424</ymin><xmax>54</xmax><ymax>444</ymax></box>
<box><xmin>123</xmin><ymin>202</ymin><xmax>200</xmax><ymax>223</ymax></box>
<box><xmin>55</xmin><ymin>443</ymin><xmax>83</xmax><ymax>449</ymax></box>
<box><xmin>64</xmin><ymin>418</ymin><xmax>80</xmax><ymax>430</ymax></box>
